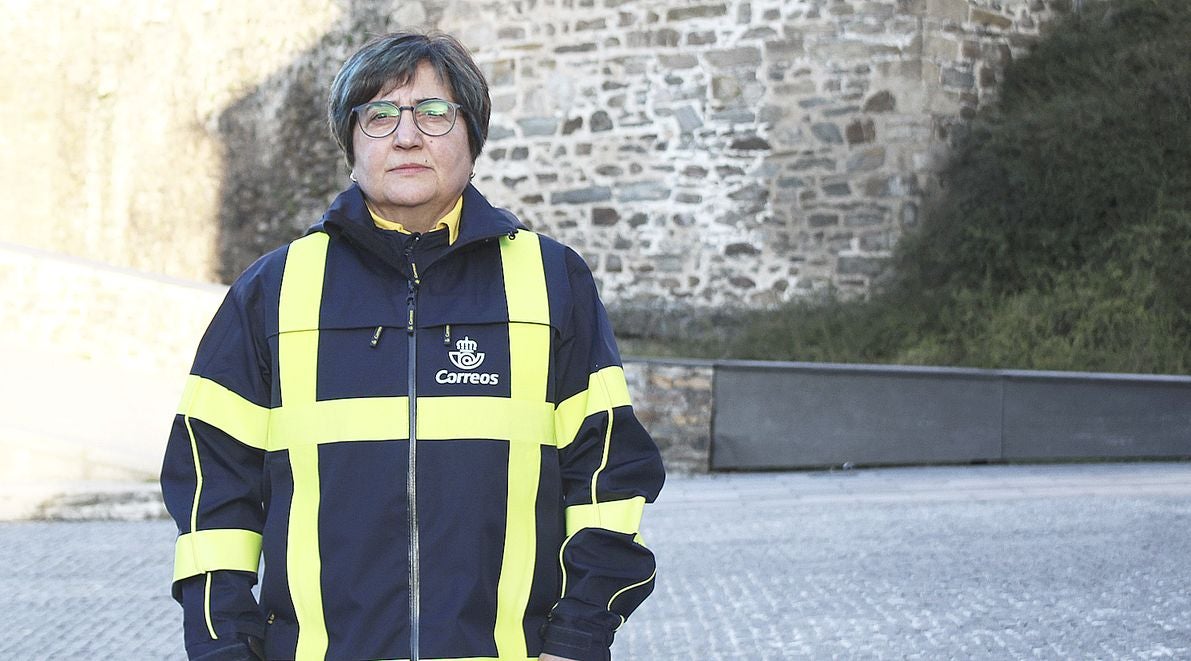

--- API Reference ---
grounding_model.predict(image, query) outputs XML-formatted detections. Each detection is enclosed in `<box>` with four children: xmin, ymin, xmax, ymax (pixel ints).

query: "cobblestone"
<box><xmin>2</xmin><ymin>462</ymin><xmax>1189</xmax><ymax>659</ymax></box>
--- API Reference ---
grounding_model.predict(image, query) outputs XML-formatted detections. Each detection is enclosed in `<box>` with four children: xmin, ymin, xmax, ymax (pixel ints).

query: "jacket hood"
<box><xmin>308</xmin><ymin>183</ymin><xmax>524</xmax><ymax>246</ymax></box>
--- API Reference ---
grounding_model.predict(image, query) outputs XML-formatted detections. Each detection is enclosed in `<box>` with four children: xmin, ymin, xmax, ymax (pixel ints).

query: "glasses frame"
<box><xmin>351</xmin><ymin>98</ymin><xmax>463</xmax><ymax>139</ymax></box>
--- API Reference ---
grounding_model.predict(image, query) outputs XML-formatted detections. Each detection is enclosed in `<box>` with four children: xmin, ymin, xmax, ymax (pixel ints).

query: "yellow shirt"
<box><xmin>368</xmin><ymin>196</ymin><xmax>463</xmax><ymax>245</ymax></box>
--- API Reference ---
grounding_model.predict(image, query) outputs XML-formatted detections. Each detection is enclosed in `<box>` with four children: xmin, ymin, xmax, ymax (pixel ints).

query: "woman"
<box><xmin>161</xmin><ymin>32</ymin><xmax>665</xmax><ymax>661</ymax></box>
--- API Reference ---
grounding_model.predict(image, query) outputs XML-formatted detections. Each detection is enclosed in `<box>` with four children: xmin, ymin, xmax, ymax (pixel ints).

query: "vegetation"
<box><xmin>622</xmin><ymin>0</ymin><xmax>1191</xmax><ymax>374</ymax></box>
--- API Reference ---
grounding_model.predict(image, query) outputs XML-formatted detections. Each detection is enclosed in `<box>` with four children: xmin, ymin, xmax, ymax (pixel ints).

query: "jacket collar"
<box><xmin>309</xmin><ymin>183</ymin><xmax>525</xmax><ymax>271</ymax></box>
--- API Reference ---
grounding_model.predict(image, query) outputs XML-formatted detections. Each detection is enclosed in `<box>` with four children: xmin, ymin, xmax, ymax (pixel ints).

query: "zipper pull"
<box><xmin>443</xmin><ymin>324</ymin><xmax>451</xmax><ymax>346</ymax></box>
<box><xmin>370</xmin><ymin>326</ymin><xmax>383</xmax><ymax>348</ymax></box>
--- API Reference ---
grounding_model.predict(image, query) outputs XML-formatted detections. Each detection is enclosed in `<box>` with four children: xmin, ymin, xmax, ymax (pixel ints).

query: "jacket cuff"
<box><xmin>188</xmin><ymin>635</ymin><xmax>263</xmax><ymax>661</ymax></box>
<box><xmin>540</xmin><ymin>604</ymin><xmax>616</xmax><ymax>661</ymax></box>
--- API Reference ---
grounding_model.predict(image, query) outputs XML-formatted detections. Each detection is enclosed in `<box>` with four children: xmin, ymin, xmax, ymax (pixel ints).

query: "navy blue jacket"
<box><xmin>161</xmin><ymin>184</ymin><xmax>665</xmax><ymax>661</ymax></box>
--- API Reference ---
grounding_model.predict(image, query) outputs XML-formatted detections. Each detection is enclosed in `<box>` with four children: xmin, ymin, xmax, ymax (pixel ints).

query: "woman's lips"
<box><xmin>390</xmin><ymin>164</ymin><xmax>430</xmax><ymax>173</ymax></box>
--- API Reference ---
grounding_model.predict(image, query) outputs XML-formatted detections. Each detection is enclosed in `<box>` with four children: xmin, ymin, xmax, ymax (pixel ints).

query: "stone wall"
<box><xmin>624</xmin><ymin>360</ymin><xmax>715</xmax><ymax>473</ymax></box>
<box><xmin>443</xmin><ymin>0</ymin><xmax>1074</xmax><ymax>305</ymax></box>
<box><xmin>2</xmin><ymin>0</ymin><xmax>1076</xmax><ymax>299</ymax></box>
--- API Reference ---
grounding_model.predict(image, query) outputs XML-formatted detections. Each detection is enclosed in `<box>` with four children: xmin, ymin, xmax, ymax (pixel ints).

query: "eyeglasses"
<box><xmin>352</xmin><ymin>98</ymin><xmax>462</xmax><ymax>138</ymax></box>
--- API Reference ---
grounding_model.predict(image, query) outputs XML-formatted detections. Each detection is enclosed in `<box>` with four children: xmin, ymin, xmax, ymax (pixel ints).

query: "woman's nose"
<box><xmin>392</xmin><ymin>113</ymin><xmax>423</xmax><ymax>148</ymax></box>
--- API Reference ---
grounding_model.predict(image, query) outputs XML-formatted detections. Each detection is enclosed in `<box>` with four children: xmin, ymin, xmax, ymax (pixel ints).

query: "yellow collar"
<box><xmin>369</xmin><ymin>196</ymin><xmax>462</xmax><ymax>245</ymax></box>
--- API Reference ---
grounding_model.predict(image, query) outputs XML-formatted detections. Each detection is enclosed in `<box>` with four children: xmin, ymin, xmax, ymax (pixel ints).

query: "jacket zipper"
<box><xmin>404</xmin><ymin>234</ymin><xmax>421</xmax><ymax>661</ymax></box>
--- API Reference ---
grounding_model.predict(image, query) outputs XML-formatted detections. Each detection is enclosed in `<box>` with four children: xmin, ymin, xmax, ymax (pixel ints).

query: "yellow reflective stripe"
<box><xmin>608</xmin><ymin>569</ymin><xmax>655</xmax><ymax>631</ymax></box>
<box><xmin>278</xmin><ymin>233</ymin><xmax>327</xmax><ymax>407</ymax></box>
<box><xmin>269</xmin><ymin>396</ymin><xmax>409</xmax><ymax>448</ymax></box>
<box><xmin>277</xmin><ymin>233</ymin><xmax>330</xmax><ymax>659</ymax></box>
<box><xmin>494</xmin><ymin>232</ymin><xmax>550</xmax><ymax>658</ymax></box>
<box><xmin>267</xmin><ymin>397</ymin><xmax>554</xmax><ymax>449</ymax></box>
<box><xmin>179</xmin><ymin>375</ymin><xmax>270</xmax><ymax>450</ymax></box>
<box><xmin>588</xmin><ymin>368</ymin><xmax>618</xmax><ymax>504</ymax></box>
<box><xmin>509</xmin><ymin>323</ymin><xmax>551</xmax><ymax>404</ymax></box>
<box><xmin>553</xmin><ymin>366</ymin><xmax>631</xmax><ymax>450</ymax></box>
<box><xmin>172</xmin><ymin>529</ymin><xmax>263</xmax><ymax>582</ymax></box>
<box><xmin>564</xmin><ymin>496</ymin><xmax>646</xmax><ymax>537</ymax></box>
<box><xmin>494</xmin><ymin>441</ymin><xmax>540</xmax><ymax>658</ymax></box>
<box><xmin>288</xmin><ymin>443</ymin><xmax>327</xmax><ymax>660</ymax></box>
<box><xmin>500</xmin><ymin>232</ymin><xmax>550</xmax><ymax>325</ymax></box>
<box><xmin>278</xmin><ymin>233</ymin><xmax>328</xmax><ymax>333</ymax></box>
<box><xmin>203</xmin><ymin>572</ymin><xmax>218</xmax><ymax>639</ymax></box>
<box><xmin>183</xmin><ymin>416</ymin><xmax>203</xmax><ymax>534</ymax></box>
<box><xmin>419</xmin><ymin>397</ymin><xmax>553</xmax><ymax>441</ymax></box>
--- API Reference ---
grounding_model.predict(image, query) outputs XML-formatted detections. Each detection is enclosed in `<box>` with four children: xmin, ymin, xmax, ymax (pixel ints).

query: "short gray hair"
<box><xmin>327</xmin><ymin>31</ymin><xmax>491</xmax><ymax>167</ymax></box>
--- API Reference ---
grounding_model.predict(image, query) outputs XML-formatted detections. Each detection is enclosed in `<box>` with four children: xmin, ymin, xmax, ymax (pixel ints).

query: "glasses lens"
<box><xmin>413</xmin><ymin>99</ymin><xmax>456</xmax><ymax>136</ymax></box>
<box><xmin>359</xmin><ymin>102</ymin><xmax>400</xmax><ymax>138</ymax></box>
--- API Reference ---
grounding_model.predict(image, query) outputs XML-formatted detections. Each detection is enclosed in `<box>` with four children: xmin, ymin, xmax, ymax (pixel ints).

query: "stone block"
<box><xmin>860</xmin><ymin>229</ymin><xmax>895</xmax><ymax>251</ymax></box>
<box><xmin>488</xmin><ymin>125</ymin><xmax>515</xmax><ymax>141</ymax></box>
<box><xmin>927</xmin><ymin>0</ymin><xmax>968</xmax><ymax>24</ymax></box>
<box><xmin>847</xmin><ymin>147</ymin><xmax>886</xmax><ymax>172</ymax></box>
<box><xmin>712</xmin><ymin>75</ymin><xmax>741</xmax><ymax>101</ymax></box>
<box><xmin>576</xmin><ymin>18</ymin><xmax>607</xmax><ymax>31</ymax></box>
<box><xmin>924</xmin><ymin>33</ymin><xmax>959</xmax><ymax>61</ymax></box>
<box><xmin>897</xmin><ymin>0</ymin><xmax>927</xmax><ymax>15</ymax></box>
<box><xmin>725</xmin><ymin>242</ymin><xmax>761</xmax><ymax>256</ymax></box>
<box><xmin>845</xmin><ymin>207</ymin><xmax>887</xmax><ymax>227</ymax></box>
<box><xmin>941</xmin><ymin>66</ymin><xmax>976</xmax><ymax>89</ymax></box>
<box><xmin>730</xmin><ymin>135</ymin><xmax>771</xmax><ymax>151</ymax></box>
<box><xmin>859</xmin><ymin>1</ymin><xmax>896</xmax><ymax>19</ymax></box>
<box><xmin>863</xmin><ymin>90</ymin><xmax>897</xmax><ymax>112</ymax></box>
<box><xmin>789</xmin><ymin>157</ymin><xmax>836</xmax><ymax>171</ymax></box>
<box><xmin>667</xmin><ymin>4</ymin><xmax>728</xmax><ymax>21</ymax></box>
<box><xmin>687</xmin><ymin>31</ymin><xmax>717</xmax><ymax>46</ymax></box>
<box><xmin>517</xmin><ymin>117</ymin><xmax>558</xmax><ymax>136</ymax></box>
<box><xmin>674</xmin><ymin>105</ymin><xmax>703</xmax><ymax>133</ymax></box>
<box><xmin>742</xmin><ymin>26</ymin><xmax>778</xmax><ymax>40</ymax></box>
<box><xmin>592</xmin><ymin>207</ymin><xmax>620</xmax><ymax>226</ymax></box>
<box><xmin>555</xmin><ymin>42</ymin><xmax>597</xmax><ymax>54</ymax></box>
<box><xmin>659</xmin><ymin>53</ymin><xmax>698</xmax><ymax>69</ymax></box>
<box><xmin>811</xmin><ymin>122</ymin><xmax>844</xmax><ymax>144</ymax></box>
<box><xmin>627</xmin><ymin>28</ymin><xmax>680</xmax><ymax>48</ymax></box>
<box><xmin>551</xmin><ymin>187</ymin><xmax>613</xmax><ymax>204</ymax></box>
<box><xmin>808</xmin><ymin>213</ymin><xmax>839</xmax><ymax>228</ymax></box>
<box><xmin>823</xmin><ymin>180</ymin><xmax>853</xmax><ymax>196</ymax></box>
<box><xmin>837</xmin><ymin>255</ymin><xmax>888</xmax><ymax>276</ymax></box>
<box><xmin>765</xmin><ymin>37</ymin><xmax>805</xmax><ymax>56</ymax></box>
<box><xmin>486</xmin><ymin>59</ymin><xmax>515</xmax><ymax>87</ymax></box>
<box><xmin>705</xmin><ymin>47</ymin><xmax>763</xmax><ymax>68</ymax></box>
<box><xmin>971</xmin><ymin>8</ymin><xmax>1014</xmax><ymax>30</ymax></box>
<box><xmin>618</xmin><ymin>182</ymin><xmax>670</xmax><ymax>202</ymax></box>
<box><xmin>590</xmin><ymin>110</ymin><xmax>613</xmax><ymax>132</ymax></box>
<box><xmin>979</xmin><ymin>65</ymin><xmax>998</xmax><ymax>88</ymax></box>
<box><xmin>846</xmin><ymin>119</ymin><xmax>877</xmax><ymax>144</ymax></box>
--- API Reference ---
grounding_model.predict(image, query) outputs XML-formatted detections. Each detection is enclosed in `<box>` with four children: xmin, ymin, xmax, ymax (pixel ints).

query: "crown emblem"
<box><xmin>448</xmin><ymin>336</ymin><xmax>485</xmax><ymax>370</ymax></box>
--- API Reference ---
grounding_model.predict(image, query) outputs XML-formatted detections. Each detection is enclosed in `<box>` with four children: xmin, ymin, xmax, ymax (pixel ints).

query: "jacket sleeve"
<box><xmin>161</xmin><ymin>276</ymin><xmax>271</xmax><ymax>659</ymax></box>
<box><xmin>544</xmin><ymin>249</ymin><xmax>666</xmax><ymax>661</ymax></box>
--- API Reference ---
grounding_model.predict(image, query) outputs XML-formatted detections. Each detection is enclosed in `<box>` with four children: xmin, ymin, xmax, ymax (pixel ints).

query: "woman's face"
<box><xmin>352</xmin><ymin>60</ymin><xmax>473</xmax><ymax>227</ymax></box>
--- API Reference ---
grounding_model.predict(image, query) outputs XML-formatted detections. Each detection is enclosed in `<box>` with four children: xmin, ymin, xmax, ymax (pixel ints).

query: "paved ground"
<box><xmin>2</xmin><ymin>462</ymin><xmax>1189</xmax><ymax>659</ymax></box>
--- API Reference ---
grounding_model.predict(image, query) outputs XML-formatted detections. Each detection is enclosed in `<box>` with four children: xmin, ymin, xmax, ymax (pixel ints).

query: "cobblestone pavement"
<box><xmin>2</xmin><ymin>462</ymin><xmax>1189</xmax><ymax>660</ymax></box>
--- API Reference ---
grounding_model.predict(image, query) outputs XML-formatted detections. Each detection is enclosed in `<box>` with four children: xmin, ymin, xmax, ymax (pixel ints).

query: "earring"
<box><xmin>469</xmin><ymin>172</ymin><xmax>476</xmax><ymax>180</ymax></box>
<box><xmin>350</xmin><ymin>172</ymin><xmax>358</xmax><ymax>182</ymax></box>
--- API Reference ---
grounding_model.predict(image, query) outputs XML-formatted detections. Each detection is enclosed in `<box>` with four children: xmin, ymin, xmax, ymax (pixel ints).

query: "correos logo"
<box><xmin>448</xmin><ymin>336</ymin><xmax>485</xmax><ymax>370</ymax></box>
<box><xmin>437</xmin><ymin>336</ymin><xmax>500</xmax><ymax>385</ymax></box>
